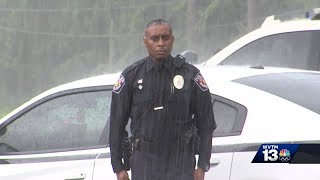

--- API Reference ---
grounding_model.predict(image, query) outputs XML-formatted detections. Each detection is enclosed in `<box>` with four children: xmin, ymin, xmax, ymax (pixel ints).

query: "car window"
<box><xmin>220</xmin><ymin>31</ymin><xmax>320</xmax><ymax>71</ymax></box>
<box><xmin>211</xmin><ymin>94</ymin><xmax>247</xmax><ymax>137</ymax></box>
<box><xmin>0</xmin><ymin>89</ymin><xmax>111</xmax><ymax>154</ymax></box>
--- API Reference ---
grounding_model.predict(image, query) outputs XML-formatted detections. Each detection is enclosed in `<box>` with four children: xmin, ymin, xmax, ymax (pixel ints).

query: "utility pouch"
<box><xmin>121</xmin><ymin>136</ymin><xmax>134</xmax><ymax>171</ymax></box>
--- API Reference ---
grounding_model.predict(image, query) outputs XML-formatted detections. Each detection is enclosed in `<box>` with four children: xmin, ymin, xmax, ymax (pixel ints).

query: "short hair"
<box><xmin>144</xmin><ymin>18</ymin><xmax>172</xmax><ymax>34</ymax></box>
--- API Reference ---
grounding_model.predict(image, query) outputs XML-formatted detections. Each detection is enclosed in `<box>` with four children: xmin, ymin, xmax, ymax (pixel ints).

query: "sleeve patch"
<box><xmin>194</xmin><ymin>73</ymin><xmax>208</xmax><ymax>91</ymax></box>
<box><xmin>113</xmin><ymin>74</ymin><xmax>125</xmax><ymax>94</ymax></box>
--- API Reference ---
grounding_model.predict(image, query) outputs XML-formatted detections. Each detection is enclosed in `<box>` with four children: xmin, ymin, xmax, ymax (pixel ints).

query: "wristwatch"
<box><xmin>198</xmin><ymin>163</ymin><xmax>210</xmax><ymax>172</ymax></box>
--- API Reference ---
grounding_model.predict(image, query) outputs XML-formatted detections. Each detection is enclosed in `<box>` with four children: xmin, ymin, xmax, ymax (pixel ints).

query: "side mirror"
<box><xmin>180</xmin><ymin>50</ymin><xmax>198</xmax><ymax>64</ymax></box>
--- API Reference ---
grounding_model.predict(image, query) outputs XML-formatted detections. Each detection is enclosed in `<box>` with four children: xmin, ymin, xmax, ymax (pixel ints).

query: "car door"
<box><xmin>91</xmin><ymin>119</ymin><xmax>131</xmax><ymax>180</ymax></box>
<box><xmin>93</xmin><ymin>94</ymin><xmax>248</xmax><ymax>180</ymax></box>
<box><xmin>205</xmin><ymin>94</ymin><xmax>247</xmax><ymax>180</ymax></box>
<box><xmin>0</xmin><ymin>86</ymin><xmax>113</xmax><ymax>180</ymax></box>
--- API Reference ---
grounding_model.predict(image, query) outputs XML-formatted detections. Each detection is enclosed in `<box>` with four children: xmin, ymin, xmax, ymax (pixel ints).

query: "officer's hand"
<box><xmin>194</xmin><ymin>168</ymin><xmax>205</xmax><ymax>180</ymax></box>
<box><xmin>116</xmin><ymin>170</ymin><xmax>129</xmax><ymax>180</ymax></box>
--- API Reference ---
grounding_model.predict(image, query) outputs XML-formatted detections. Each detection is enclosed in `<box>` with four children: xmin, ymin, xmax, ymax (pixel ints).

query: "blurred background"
<box><xmin>1</xmin><ymin>0</ymin><xmax>320</xmax><ymax>118</ymax></box>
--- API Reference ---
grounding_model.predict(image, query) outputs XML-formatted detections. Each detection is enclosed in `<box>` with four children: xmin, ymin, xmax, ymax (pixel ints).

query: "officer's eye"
<box><xmin>150</xmin><ymin>36</ymin><xmax>160</xmax><ymax>42</ymax></box>
<box><xmin>161</xmin><ymin>35</ymin><xmax>170</xmax><ymax>41</ymax></box>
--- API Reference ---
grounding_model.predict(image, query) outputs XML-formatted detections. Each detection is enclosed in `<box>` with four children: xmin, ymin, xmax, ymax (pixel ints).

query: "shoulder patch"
<box><xmin>113</xmin><ymin>74</ymin><xmax>125</xmax><ymax>94</ymax></box>
<box><xmin>194</xmin><ymin>73</ymin><xmax>208</xmax><ymax>91</ymax></box>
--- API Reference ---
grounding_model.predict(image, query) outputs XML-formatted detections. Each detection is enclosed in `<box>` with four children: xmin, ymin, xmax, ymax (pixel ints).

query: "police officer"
<box><xmin>109</xmin><ymin>18</ymin><xmax>216</xmax><ymax>180</ymax></box>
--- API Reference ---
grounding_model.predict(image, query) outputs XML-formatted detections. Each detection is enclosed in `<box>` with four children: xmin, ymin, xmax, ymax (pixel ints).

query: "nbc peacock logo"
<box><xmin>279</xmin><ymin>149</ymin><xmax>291</xmax><ymax>162</ymax></box>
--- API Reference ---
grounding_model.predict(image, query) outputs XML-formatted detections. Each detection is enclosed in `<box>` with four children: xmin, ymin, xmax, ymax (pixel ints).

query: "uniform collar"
<box><xmin>146</xmin><ymin>55</ymin><xmax>174</xmax><ymax>73</ymax></box>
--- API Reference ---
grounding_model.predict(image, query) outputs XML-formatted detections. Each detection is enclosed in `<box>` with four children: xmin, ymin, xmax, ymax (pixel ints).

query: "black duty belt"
<box><xmin>134</xmin><ymin>138</ymin><xmax>190</xmax><ymax>154</ymax></box>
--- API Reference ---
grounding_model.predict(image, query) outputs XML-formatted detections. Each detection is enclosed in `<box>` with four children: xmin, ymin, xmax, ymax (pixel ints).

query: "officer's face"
<box><xmin>144</xmin><ymin>24</ymin><xmax>174</xmax><ymax>62</ymax></box>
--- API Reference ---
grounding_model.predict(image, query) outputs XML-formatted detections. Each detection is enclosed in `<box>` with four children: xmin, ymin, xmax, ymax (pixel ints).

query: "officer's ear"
<box><xmin>143</xmin><ymin>36</ymin><xmax>147</xmax><ymax>45</ymax></box>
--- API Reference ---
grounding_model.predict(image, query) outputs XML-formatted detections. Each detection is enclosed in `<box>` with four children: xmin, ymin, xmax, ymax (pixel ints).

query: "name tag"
<box><xmin>154</xmin><ymin>106</ymin><xmax>163</xmax><ymax>110</ymax></box>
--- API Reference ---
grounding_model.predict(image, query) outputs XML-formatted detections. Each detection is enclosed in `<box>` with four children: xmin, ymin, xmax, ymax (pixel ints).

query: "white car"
<box><xmin>1</xmin><ymin>67</ymin><xmax>320</xmax><ymax>179</ymax></box>
<box><xmin>200</xmin><ymin>66</ymin><xmax>320</xmax><ymax>179</ymax></box>
<box><xmin>202</xmin><ymin>13</ymin><xmax>320</xmax><ymax>71</ymax></box>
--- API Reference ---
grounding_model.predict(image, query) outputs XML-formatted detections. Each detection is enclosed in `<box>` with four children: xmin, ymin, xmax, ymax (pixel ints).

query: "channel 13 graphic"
<box><xmin>252</xmin><ymin>144</ymin><xmax>320</xmax><ymax>163</ymax></box>
<box><xmin>252</xmin><ymin>144</ymin><xmax>299</xmax><ymax>163</ymax></box>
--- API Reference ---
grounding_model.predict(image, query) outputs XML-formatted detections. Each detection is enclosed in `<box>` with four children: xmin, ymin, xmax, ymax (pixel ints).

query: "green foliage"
<box><xmin>198</xmin><ymin>0</ymin><xmax>219</xmax><ymax>32</ymax></box>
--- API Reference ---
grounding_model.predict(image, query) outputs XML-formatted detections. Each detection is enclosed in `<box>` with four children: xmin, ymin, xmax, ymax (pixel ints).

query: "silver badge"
<box><xmin>138</xmin><ymin>79</ymin><xmax>143</xmax><ymax>84</ymax></box>
<box><xmin>138</xmin><ymin>85</ymin><xmax>143</xmax><ymax>89</ymax></box>
<box><xmin>173</xmin><ymin>75</ymin><xmax>184</xmax><ymax>89</ymax></box>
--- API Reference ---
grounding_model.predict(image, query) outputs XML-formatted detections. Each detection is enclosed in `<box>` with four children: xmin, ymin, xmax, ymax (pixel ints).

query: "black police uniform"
<box><xmin>109</xmin><ymin>55</ymin><xmax>216</xmax><ymax>180</ymax></box>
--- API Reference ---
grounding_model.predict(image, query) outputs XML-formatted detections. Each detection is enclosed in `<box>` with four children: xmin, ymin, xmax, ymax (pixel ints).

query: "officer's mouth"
<box><xmin>156</xmin><ymin>50</ymin><xmax>167</xmax><ymax>55</ymax></box>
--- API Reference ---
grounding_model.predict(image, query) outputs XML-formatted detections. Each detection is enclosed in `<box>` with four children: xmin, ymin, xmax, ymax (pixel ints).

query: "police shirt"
<box><xmin>109</xmin><ymin>55</ymin><xmax>216</xmax><ymax>173</ymax></box>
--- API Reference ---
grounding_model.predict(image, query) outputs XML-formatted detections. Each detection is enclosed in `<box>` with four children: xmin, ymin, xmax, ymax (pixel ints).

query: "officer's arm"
<box><xmin>109</xmin><ymin>74</ymin><xmax>131</xmax><ymax>173</ymax></box>
<box><xmin>192</xmin><ymin>72</ymin><xmax>216</xmax><ymax>172</ymax></box>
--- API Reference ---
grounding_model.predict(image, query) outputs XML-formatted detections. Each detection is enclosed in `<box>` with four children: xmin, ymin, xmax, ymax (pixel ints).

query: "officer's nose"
<box><xmin>157</xmin><ymin>38</ymin><xmax>165</xmax><ymax>47</ymax></box>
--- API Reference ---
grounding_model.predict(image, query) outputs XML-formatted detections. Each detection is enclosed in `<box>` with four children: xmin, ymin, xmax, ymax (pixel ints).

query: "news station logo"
<box><xmin>252</xmin><ymin>144</ymin><xmax>299</xmax><ymax>163</ymax></box>
<box><xmin>279</xmin><ymin>149</ymin><xmax>291</xmax><ymax>162</ymax></box>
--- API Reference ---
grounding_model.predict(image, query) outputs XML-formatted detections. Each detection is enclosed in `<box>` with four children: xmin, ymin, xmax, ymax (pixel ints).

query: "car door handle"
<box><xmin>210</xmin><ymin>158</ymin><xmax>220</xmax><ymax>166</ymax></box>
<box><xmin>64</xmin><ymin>173</ymin><xmax>86</xmax><ymax>180</ymax></box>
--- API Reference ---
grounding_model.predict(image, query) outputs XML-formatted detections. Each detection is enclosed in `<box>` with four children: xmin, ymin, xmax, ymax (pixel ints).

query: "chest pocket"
<box><xmin>167</xmin><ymin>71</ymin><xmax>192</xmax><ymax>104</ymax></box>
<box><xmin>168</xmin><ymin>75</ymin><xmax>191</xmax><ymax>106</ymax></box>
<box><xmin>132</xmin><ymin>87</ymin><xmax>153</xmax><ymax>105</ymax></box>
<box><xmin>130</xmin><ymin>85</ymin><xmax>153</xmax><ymax>121</ymax></box>
<box><xmin>168</xmin><ymin>89</ymin><xmax>188</xmax><ymax>103</ymax></box>
<box><xmin>167</xmin><ymin>88</ymin><xmax>190</xmax><ymax>120</ymax></box>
